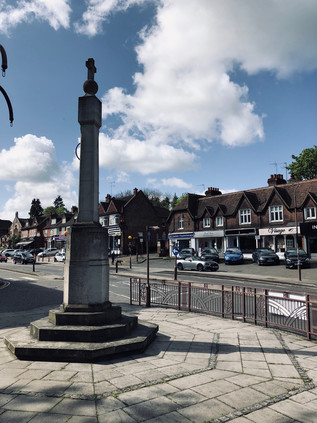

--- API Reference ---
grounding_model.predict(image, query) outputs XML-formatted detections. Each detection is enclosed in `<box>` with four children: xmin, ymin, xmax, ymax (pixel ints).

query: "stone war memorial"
<box><xmin>4</xmin><ymin>59</ymin><xmax>158</xmax><ymax>362</ymax></box>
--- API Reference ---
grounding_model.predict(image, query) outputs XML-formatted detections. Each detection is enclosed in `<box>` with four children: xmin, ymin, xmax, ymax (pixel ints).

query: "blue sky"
<box><xmin>0</xmin><ymin>0</ymin><xmax>316</xmax><ymax>220</ymax></box>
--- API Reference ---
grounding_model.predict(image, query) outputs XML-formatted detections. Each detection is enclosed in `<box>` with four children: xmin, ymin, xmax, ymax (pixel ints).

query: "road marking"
<box><xmin>21</xmin><ymin>277</ymin><xmax>37</xmax><ymax>281</ymax></box>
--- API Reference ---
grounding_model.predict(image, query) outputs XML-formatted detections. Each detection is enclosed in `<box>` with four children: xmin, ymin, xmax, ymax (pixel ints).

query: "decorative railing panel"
<box><xmin>130</xmin><ymin>278</ymin><xmax>317</xmax><ymax>340</ymax></box>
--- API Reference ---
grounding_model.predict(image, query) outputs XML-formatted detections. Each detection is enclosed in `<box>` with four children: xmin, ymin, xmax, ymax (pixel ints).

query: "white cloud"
<box><xmin>97</xmin><ymin>0</ymin><xmax>317</xmax><ymax>155</ymax></box>
<box><xmin>0</xmin><ymin>134</ymin><xmax>59</xmax><ymax>182</ymax></box>
<box><xmin>98</xmin><ymin>132</ymin><xmax>196</xmax><ymax>174</ymax></box>
<box><xmin>0</xmin><ymin>135</ymin><xmax>77</xmax><ymax>220</ymax></box>
<box><xmin>0</xmin><ymin>0</ymin><xmax>71</xmax><ymax>34</ymax></box>
<box><xmin>160</xmin><ymin>177</ymin><xmax>192</xmax><ymax>190</ymax></box>
<box><xmin>74</xmin><ymin>0</ymin><xmax>149</xmax><ymax>37</ymax></box>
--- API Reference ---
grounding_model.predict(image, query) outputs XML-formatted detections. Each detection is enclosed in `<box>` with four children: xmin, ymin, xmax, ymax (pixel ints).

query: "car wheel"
<box><xmin>177</xmin><ymin>263</ymin><xmax>183</xmax><ymax>270</ymax></box>
<box><xmin>197</xmin><ymin>264</ymin><xmax>203</xmax><ymax>271</ymax></box>
<box><xmin>54</xmin><ymin>258</ymin><xmax>57</xmax><ymax>262</ymax></box>
<box><xmin>13</xmin><ymin>260</ymin><xmax>16</xmax><ymax>264</ymax></box>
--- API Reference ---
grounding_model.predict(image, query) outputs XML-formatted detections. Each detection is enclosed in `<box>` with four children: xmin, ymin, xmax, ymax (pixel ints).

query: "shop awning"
<box><xmin>16</xmin><ymin>240</ymin><xmax>34</xmax><ymax>246</ymax></box>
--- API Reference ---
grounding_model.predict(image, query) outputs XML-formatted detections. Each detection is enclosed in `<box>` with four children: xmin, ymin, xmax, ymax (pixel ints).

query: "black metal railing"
<box><xmin>130</xmin><ymin>277</ymin><xmax>317</xmax><ymax>340</ymax></box>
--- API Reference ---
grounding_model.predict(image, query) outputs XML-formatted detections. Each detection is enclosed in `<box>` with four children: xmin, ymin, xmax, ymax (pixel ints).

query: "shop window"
<box><xmin>178</xmin><ymin>216</ymin><xmax>184</xmax><ymax>230</ymax></box>
<box><xmin>305</xmin><ymin>207</ymin><xmax>316</xmax><ymax>220</ymax></box>
<box><xmin>216</xmin><ymin>216</ymin><xmax>223</xmax><ymax>227</ymax></box>
<box><xmin>269</xmin><ymin>205</ymin><xmax>283</xmax><ymax>222</ymax></box>
<box><xmin>203</xmin><ymin>217</ymin><xmax>210</xmax><ymax>228</ymax></box>
<box><xmin>239</xmin><ymin>209</ymin><xmax>251</xmax><ymax>224</ymax></box>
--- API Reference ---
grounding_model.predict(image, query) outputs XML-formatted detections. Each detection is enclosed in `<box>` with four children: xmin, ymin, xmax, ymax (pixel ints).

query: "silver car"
<box><xmin>177</xmin><ymin>256</ymin><xmax>219</xmax><ymax>272</ymax></box>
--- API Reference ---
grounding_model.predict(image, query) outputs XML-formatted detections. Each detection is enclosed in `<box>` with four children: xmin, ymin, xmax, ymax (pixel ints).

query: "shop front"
<box><xmin>194</xmin><ymin>229</ymin><xmax>224</xmax><ymax>254</ymax></box>
<box><xmin>224</xmin><ymin>228</ymin><xmax>257</xmax><ymax>252</ymax></box>
<box><xmin>108</xmin><ymin>226</ymin><xmax>121</xmax><ymax>255</ymax></box>
<box><xmin>259</xmin><ymin>226</ymin><xmax>301</xmax><ymax>253</ymax></box>
<box><xmin>300</xmin><ymin>222</ymin><xmax>317</xmax><ymax>258</ymax></box>
<box><xmin>168</xmin><ymin>232</ymin><xmax>194</xmax><ymax>255</ymax></box>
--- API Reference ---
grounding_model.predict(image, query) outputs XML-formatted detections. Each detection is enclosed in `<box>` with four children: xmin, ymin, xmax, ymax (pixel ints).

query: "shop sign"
<box><xmin>259</xmin><ymin>227</ymin><xmax>299</xmax><ymax>236</ymax></box>
<box><xmin>194</xmin><ymin>230</ymin><xmax>224</xmax><ymax>238</ymax></box>
<box><xmin>168</xmin><ymin>232</ymin><xmax>194</xmax><ymax>240</ymax></box>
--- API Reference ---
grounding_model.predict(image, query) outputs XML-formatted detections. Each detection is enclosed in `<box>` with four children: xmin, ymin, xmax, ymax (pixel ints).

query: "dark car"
<box><xmin>252</xmin><ymin>248</ymin><xmax>280</xmax><ymax>265</ymax></box>
<box><xmin>200</xmin><ymin>248</ymin><xmax>219</xmax><ymax>262</ymax></box>
<box><xmin>284</xmin><ymin>249</ymin><xmax>310</xmax><ymax>269</ymax></box>
<box><xmin>177</xmin><ymin>256</ymin><xmax>219</xmax><ymax>271</ymax></box>
<box><xmin>0</xmin><ymin>254</ymin><xmax>7</xmax><ymax>262</ymax></box>
<box><xmin>224</xmin><ymin>247</ymin><xmax>244</xmax><ymax>265</ymax></box>
<box><xmin>13</xmin><ymin>251</ymin><xmax>36</xmax><ymax>264</ymax></box>
<box><xmin>27</xmin><ymin>248</ymin><xmax>44</xmax><ymax>256</ymax></box>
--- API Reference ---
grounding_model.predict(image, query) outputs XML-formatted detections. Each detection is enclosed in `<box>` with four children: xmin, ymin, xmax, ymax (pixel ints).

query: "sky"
<box><xmin>0</xmin><ymin>0</ymin><xmax>316</xmax><ymax>221</ymax></box>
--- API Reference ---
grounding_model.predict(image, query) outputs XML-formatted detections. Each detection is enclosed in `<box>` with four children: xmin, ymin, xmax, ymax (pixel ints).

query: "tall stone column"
<box><xmin>63</xmin><ymin>58</ymin><xmax>109</xmax><ymax>311</ymax></box>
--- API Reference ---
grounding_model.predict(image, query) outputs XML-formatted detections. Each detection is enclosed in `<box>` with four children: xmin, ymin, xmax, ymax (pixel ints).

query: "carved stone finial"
<box><xmin>83</xmin><ymin>58</ymin><xmax>98</xmax><ymax>95</ymax></box>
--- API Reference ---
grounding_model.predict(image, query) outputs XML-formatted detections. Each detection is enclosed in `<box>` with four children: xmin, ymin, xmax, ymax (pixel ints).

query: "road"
<box><xmin>0</xmin><ymin>257</ymin><xmax>316</xmax><ymax>314</ymax></box>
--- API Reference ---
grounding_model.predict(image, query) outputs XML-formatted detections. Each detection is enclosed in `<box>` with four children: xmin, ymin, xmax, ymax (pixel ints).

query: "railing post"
<box><xmin>306</xmin><ymin>294</ymin><xmax>310</xmax><ymax>340</ymax></box>
<box><xmin>242</xmin><ymin>287</ymin><xmax>245</xmax><ymax>323</ymax></box>
<box><xmin>178</xmin><ymin>282</ymin><xmax>181</xmax><ymax>310</ymax></box>
<box><xmin>231</xmin><ymin>286</ymin><xmax>234</xmax><ymax>320</ymax></box>
<box><xmin>130</xmin><ymin>277</ymin><xmax>132</xmax><ymax>305</ymax></box>
<box><xmin>139</xmin><ymin>278</ymin><xmax>141</xmax><ymax>306</ymax></box>
<box><xmin>254</xmin><ymin>288</ymin><xmax>257</xmax><ymax>325</ymax></box>
<box><xmin>265</xmin><ymin>289</ymin><xmax>268</xmax><ymax>328</ymax></box>
<box><xmin>221</xmin><ymin>285</ymin><xmax>224</xmax><ymax>318</ymax></box>
<box><xmin>188</xmin><ymin>282</ymin><xmax>191</xmax><ymax>312</ymax></box>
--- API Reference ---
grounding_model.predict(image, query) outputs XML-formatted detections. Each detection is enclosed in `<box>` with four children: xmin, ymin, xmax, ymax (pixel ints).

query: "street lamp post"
<box><xmin>145</xmin><ymin>225</ymin><xmax>159</xmax><ymax>307</ymax></box>
<box><xmin>128</xmin><ymin>235</ymin><xmax>132</xmax><ymax>269</ymax></box>
<box><xmin>290</xmin><ymin>175</ymin><xmax>301</xmax><ymax>281</ymax></box>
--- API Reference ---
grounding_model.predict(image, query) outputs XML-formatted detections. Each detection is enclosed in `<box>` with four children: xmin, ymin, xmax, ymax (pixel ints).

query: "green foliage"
<box><xmin>287</xmin><ymin>146</ymin><xmax>317</xmax><ymax>180</ymax></box>
<box><xmin>174</xmin><ymin>193</ymin><xmax>188</xmax><ymax>206</ymax></box>
<box><xmin>54</xmin><ymin>195</ymin><xmax>65</xmax><ymax>209</ymax></box>
<box><xmin>29</xmin><ymin>198</ymin><xmax>43</xmax><ymax>219</ymax></box>
<box><xmin>8</xmin><ymin>234</ymin><xmax>20</xmax><ymax>248</ymax></box>
<box><xmin>43</xmin><ymin>197</ymin><xmax>67</xmax><ymax>216</ymax></box>
<box><xmin>43</xmin><ymin>206</ymin><xmax>56</xmax><ymax>216</ymax></box>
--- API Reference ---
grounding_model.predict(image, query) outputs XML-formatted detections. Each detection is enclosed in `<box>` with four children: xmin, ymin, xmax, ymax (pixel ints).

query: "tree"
<box><xmin>43</xmin><ymin>206</ymin><xmax>56</xmax><ymax>216</ymax></box>
<box><xmin>29</xmin><ymin>198</ymin><xmax>43</xmax><ymax>219</ymax></box>
<box><xmin>287</xmin><ymin>146</ymin><xmax>317</xmax><ymax>180</ymax></box>
<box><xmin>171</xmin><ymin>193</ymin><xmax>179</xmax><ymax>209</ymax></box>
<box><xmin>54</xmin><ymin>195</ymin><xmax>65</xmax><ymax>209</ymax></box>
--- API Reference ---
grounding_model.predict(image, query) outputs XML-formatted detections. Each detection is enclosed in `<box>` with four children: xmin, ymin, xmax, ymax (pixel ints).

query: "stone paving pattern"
<box><xmin>1</xmin><ymin>303</ymin><xmax>317</xmax><ymax>422</ymax></box>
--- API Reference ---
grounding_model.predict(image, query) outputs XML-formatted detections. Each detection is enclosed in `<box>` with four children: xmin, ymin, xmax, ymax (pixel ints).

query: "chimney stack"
<box><xmin>133</xmin><ymin>188</ymin><xmax>138</xmax><ymax>196</ymax></box>
<box><xmin>267</xmin><ymin>174</ymin><xmax>286</xmax><ymax>186</ymax></box>
<box><xmin>105</xmin><ymin>194</ymin><xmax>112</xmax><ymax>203</ymax></box>
<box><xmin>205</xmin><ymin>187</ymin><xmax>222</xmax><ymax>197</ymax></box>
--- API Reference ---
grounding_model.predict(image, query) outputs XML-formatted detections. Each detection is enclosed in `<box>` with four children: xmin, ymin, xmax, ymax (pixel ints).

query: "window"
<box><xmin>51</xmin><ymin>218</ymin><xmax>56</xmax><ymax>224</ymax></box>
<box><xmin>270</xmin><ymin>205</ymin><xmax>283</xmax><ymax>222</ymax></box>
<box><xmin>239</xmin><ymin>209</ymin><xmax>251</xmax><ymax>224</ymax></box>
<box><xmin>305</xmin><ymin>207</ymin><xmax>316</xmax><ymax>220</ymax></box>
<box><xmin>216</xmin><ymin>216</ymin><xmax>223</xmax><ymax>227</ymax></box>
<box><xmin>178</xmin><ymin>216</ymin><xmax>184</xmax><ymax>230</ymax></box>
<box><xmin>203</xmin><ymin>217</ymin><xmax>210</xmax><ymax>228</ymax></box>
<box><xmin>109</xmin><ymin>215</ymin><xmax>119</xmax><ymax>226</ymax></box>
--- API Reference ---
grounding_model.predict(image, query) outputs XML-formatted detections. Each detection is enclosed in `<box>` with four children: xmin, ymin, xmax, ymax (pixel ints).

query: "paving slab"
<box><xmin>0</xmin><ymin>303</ymin><xmax>316</xmax><ymax>422</ymax></box>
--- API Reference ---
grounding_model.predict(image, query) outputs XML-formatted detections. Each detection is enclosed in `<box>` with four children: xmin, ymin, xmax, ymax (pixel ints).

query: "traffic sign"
<box><xmin>172</xmin><ymin>246</ymin><xmax>179</xmax><ymax>256</ymax></box>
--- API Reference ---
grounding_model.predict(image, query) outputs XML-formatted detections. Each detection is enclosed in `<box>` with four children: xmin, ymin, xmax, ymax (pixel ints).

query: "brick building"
<box><xmin>168</xmin><ymin>175</ymin><xmax>317</xmax><ymax>257</ymax></box>
<box><xmin>99</xmin><ymin>188</ymin><xmax>169</xmax><ymax>255</ymax></box>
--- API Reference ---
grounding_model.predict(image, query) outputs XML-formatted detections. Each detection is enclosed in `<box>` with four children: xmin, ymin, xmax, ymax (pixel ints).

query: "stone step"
<box><xmin>30</xmin><ymin>315</ymin><xmax>138</xmax><ymax>342</ymax></box>
<box><xmin>49</xmin><ymin>306</ymin><xmax>122</xmax><ymax>326</ymax></box>
<box><xmin>4</xmin><ymin>321</ymin><xmax>159</xmax><ymax>362</ymax></box>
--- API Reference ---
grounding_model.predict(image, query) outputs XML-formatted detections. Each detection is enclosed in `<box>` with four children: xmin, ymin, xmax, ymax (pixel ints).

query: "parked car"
<box><xmin>177</xmin><ymin>256</ymin><xmax>219</xmax><ymax>271</ymax></box>
<box><xmin>178</xmin><ymin>248</ymin><xmax>196</xmax><ymax>259</ymax></box>
<box><xmin>224</xmin><ymin>247</ymin><xmax>244</xmax><ymax>265</ymax></box>
<box><xmin>200</xmin><ymin>248</ymin><xmax>219</xmax><ymax>262</ymax></box>
<box><xmin>2</xmin><ymin>249</ymin><xmax>15</xmax><ymax>257</ymax></box>
<box><xmin>54</xmin><ymin>252</ymin><xmax>66</xmax><ymax>262</ymax></box>
<box><xmin>38</xmin><ymin>248</ymin><xmax>59</xmax><ymax>258</ymax></box>
<box><xmin>0</xmin><ymin>253</ymin><xmax>7</xmax><ymax>262</ymax></box>
<box><xmin>284</xmin><ymin>249</ymin><xmax>310</xmax><ymax>269</ymax></box>
<box><xmin>12</xmin><ymin>251</ymin><xmax>35</xmax><ymax>264</ymax></box>
<box><xmin>252</xmin><ymin>248</ymin><xmax>280</xmax><ymax>265</ymax></box>
<box><xmin>27</xmin><ymin>248</ymin><xmax>44</xmax><ymax>256</ymax></box>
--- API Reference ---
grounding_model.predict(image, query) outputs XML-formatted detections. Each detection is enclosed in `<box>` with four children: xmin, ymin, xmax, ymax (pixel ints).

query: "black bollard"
<box><xmin>115</xmin><ymin>260</ymin><xmax>119</xmax><ymax>273</ymax></box>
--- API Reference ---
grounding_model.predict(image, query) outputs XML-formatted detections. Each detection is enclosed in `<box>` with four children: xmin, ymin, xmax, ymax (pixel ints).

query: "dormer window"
<box><xmin>203</xmin><ymin>217</ymin><xmax>210</xmax><ymax>228</ymax></box>
<box><xmin>269</xmin><ymin>205</ymin><xmax>283</xmax><ymax>222</ymax></box>
<box><xmin>177</xmin><ymin>216</ymin><xmax>184</xmax><ymax>230</ymax></box>
<box><xmin>109</xmin><ymin>214</ymin><xmax>120</xmax><ymax>226</ymax></box>
<box><xmin>216</xmin><ymin>216</ymin><xmax>223</xmax><ymax>227</ymax></box>
<box><xmin>239</xmin><ymin>209</ymin><xmax>251</xmax><ymax>224</ymax></box>
<box><xmin>305</xmin><ymin>207</ymin><xmax>316</xmax><ymax>220</ymax></box>
<box><xmin>51</xmin><ymin>218</ymin><xmax>56</xmax><ymax>225</ymax></box>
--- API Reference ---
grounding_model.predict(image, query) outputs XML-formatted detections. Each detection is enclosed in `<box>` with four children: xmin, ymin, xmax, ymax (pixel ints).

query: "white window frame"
<box><xmin>216</xmin><ymin>216</ymin><xmax>223</xmax><ymax>227</ymax></box>
<box><xmin>305</xmin><ymin>207</ymin><xmax>316</xmax><ymax>220</ymax></box>
<box><xmin>203</xmin><ymin>217</ymin><xmax>210</xmax><ymax>228</ymax></box>
<box><xmin>109</xmin><ymin>214</ymin><xmax>120</xmax><ymax>226</ymax></box>
<box><xmin>269</xmin><ymin>205</ymin><xmax>283</xmax><ymax>222</ymax></box>
<box><xmin>178</xmin><ymin>216</ymin><xmax>184</xmax><ymax>230</ymax></box>
<box><xmin>239</xmin><ymin>209</ymin><xmax>251</xmax><ymax>224</ymax></box>
<box><xmin>51</xmin><ymin>218</ymin><xmax>56</xmax><ymax>225</ymax></box>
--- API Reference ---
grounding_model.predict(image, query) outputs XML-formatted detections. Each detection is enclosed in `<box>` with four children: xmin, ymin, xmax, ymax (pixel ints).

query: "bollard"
<box><xmin>115</xmin><ymin>260</ymin><xmax>118</xmax><ymax>273</ymax></box>
<box><xmin>33</xmin><ymin>261</ymin><xmax>35</xmax><ymax>272</ymax></box>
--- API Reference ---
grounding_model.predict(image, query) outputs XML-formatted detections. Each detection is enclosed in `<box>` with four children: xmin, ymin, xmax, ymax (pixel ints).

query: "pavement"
<box><xmin>1</xmin><ymin>265</ymin><xmax>317</xmax><ymax>421</ymax></box>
